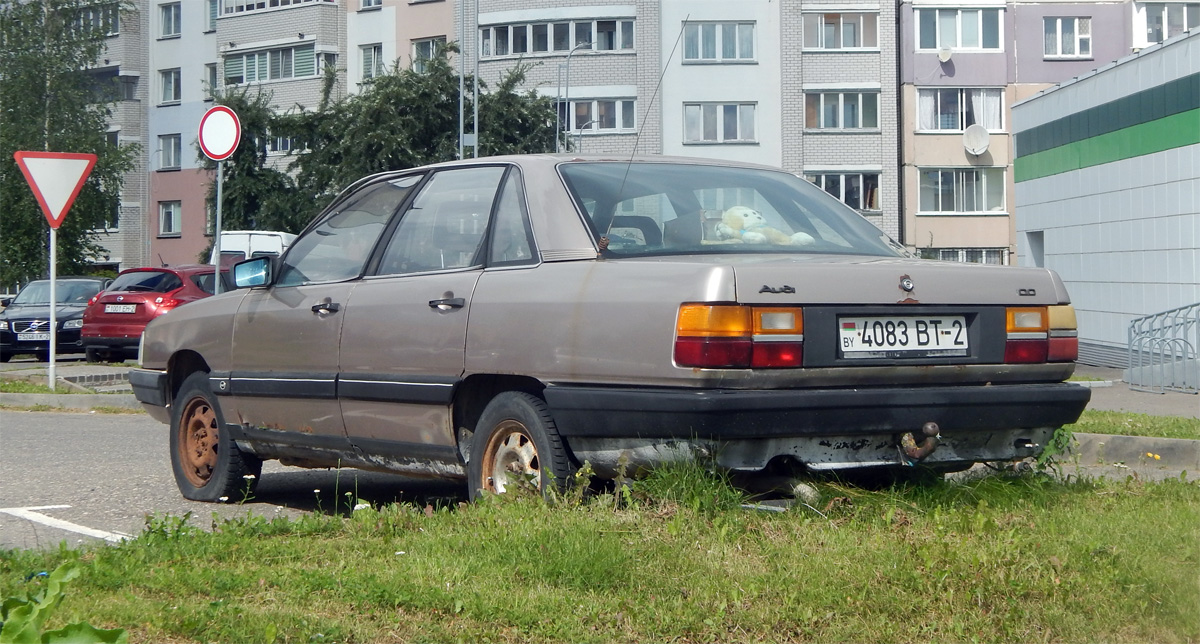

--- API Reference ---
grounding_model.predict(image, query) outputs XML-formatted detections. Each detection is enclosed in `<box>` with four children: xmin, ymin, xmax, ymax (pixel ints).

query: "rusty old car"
<box><xmin>129</xmin><ymin>155</ymin><xmax>1090</xmax><ymax>502</ymax></box>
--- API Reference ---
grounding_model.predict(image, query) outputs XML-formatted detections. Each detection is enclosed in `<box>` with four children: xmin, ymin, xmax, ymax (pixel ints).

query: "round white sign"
<box><xmin>198</xmin><ymin>106</ymin><xmax>241</xmax><ymax>161</ymax></box>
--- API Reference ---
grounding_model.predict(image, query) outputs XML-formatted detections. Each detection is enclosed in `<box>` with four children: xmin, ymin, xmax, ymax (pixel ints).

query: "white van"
<box><xmin>210</xmin><ymin>230</ymin><xmax>297</xmax><ymax>269</ymax></box>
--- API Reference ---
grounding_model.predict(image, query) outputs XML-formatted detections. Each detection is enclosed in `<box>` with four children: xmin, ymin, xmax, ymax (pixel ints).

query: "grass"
<box><xmin>2</xmin><ymin>467</ymin><xmax>1198</xmax><ymax>644</ymax></box>
<box><xmin>0</xmin><ymin>379</ymin><xmax>58</xmax><ymax>394</ymax></box>
<box><xmin>1070</xmin><ymin>409</ymin><xmax>1200</xmax><ymax>440</ymax></box>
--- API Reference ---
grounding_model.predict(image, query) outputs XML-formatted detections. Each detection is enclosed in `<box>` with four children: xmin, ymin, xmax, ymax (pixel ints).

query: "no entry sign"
<box><xmin>198</xmin><ymin>105</ymin><xmax>241</xmax><ymax>161</ymax></box>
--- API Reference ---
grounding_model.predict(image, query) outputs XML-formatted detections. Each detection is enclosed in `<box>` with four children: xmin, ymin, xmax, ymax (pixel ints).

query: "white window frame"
<box><xmin>160</xmin><ymin>2</ymin><xmax>181</xmax><ymax>37</ymax></box>
<box><xmin>936</xmin><ymin>248</ymin><xmax>1008</xmax><ymax>264</ymax></box>
<box><xmin>918</xmin><ymin>167</ymin><xmax>1006</xmax><ymax>214</ymax></box>
<box><xmin>804</xmin><ymin>91</ymin><xmax>880</xmax><ymax>129</ymax></box>
<box><xmin>158</xmin><ymin>134</ymin><xmax>181</xmax><ymax>170</ymax></box>
<box><xmin>683</xmin><ymin>103</ymin><xmax>757</xmax><ymax>144</ymax></box>
<box><xmin>206</xmin><ymin>0</ymin><xmax>218</xmax><ymax>31</ymax></box>
<box><xmin>221</xmin><ymin>0</ymin><xmax>336</xmax><ymax>14</ymax></box>
<box><xmin>916</xmin><ymin>7</ymin><xmax>1003</xmax><ymax>51</ymax></box>
<box><xmin>76</xmin><ymin>3</ymin><xmax>120</xmax><ymax>36</ymax></box>
<box><xmin>916</xmin><ymin>88</ymin><xmax>1004</xmax><ymax>132</ymax></box>
<box><xmin>362</xmin><ymin>44</ymin><xmax>383</xmax><ymax>79</ymax></box>
<box><xmin>412</xmin><ymin>37</ymin><xmax>445</xmax><ymax>72</ymax></box>
<box><xmin>158</xmin><ymin>201</ymin><xmax>182</xmax><ymax>237</ymax></box>
<box><xmin>561</xmin><ymin>98</ymin><xmax>637</xmax><ymax>132</ymax></box>
<box><xmin>160</xmin><ymin>68</ymin><xmax>181</xmax><ymax>104</ymax></box>
<box><xmin>802</xmin><ymin>13</ymin><xmax>879</xmax><ymax>49</ymax></box>
<box><xmin>682</xmin><ymin>22</ymin><xmax>756</xmax><ymax>62</ymax></box>
<box><xmin>805</xmin><ymin>172</ymin><xmax>882</xmax><ymax>212</ymax></box>
<box><xmin>225</xmin><ymin>44</ymin><xmax>317</xmax><ymax>85</ymax></box>
<box><xmin>204</xmin><ymin>63</ymin><xmax>218</xmax><ymax>100</ymax></box>
<box><xmin>479</xmin><ymin>19</ymin><xmax>634</xmax><ymax>58</ymax></box>
<box><xmin>1044</xmin><ymin>17</ymin><xmax>1092</xmax><ymax>58</ymax></box>
<box><xmin>1142</xmin><ymin>2</ymin><xmax>1200</xmax><ymax>43</ymax></box>
<box><xmin>361</xmin><ymin>0</ymin><xmax>382</xmax><ymax>8</ymax></box>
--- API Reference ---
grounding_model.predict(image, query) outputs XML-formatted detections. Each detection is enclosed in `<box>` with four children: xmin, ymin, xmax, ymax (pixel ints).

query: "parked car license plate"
<box><xmin>17</xmin><ymin>333</ymin><xmax>50</xmax><ymax>341</ymax></box>
<box><xmin>839</xmin><ymin>316</ymin><xmax>968</xmax><ymax>357</ymax></box>
<box><xmin>105</xmin><ymin>304</ymin><xmax>137</xmax><ymax>313</ymax></box>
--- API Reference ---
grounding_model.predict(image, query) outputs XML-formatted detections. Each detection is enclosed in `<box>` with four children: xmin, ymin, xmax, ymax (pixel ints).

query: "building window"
<box><xmin>160</xmin><ymin>68</ymin><xmax>181</xmax><ymax>104</ymax></box>
<box><xmin>683</xmin><ymin>22</ymin><xmax>755</xmax><ymax>61</ymax></box>
<box><xmin>361</xmin><ymin>0</ymin><xmax>381</xmax><ymax>7</ymax></box>
<box><xmin>158</xmin><ymin>134</ymin><xmax>181</xmax><ymax>170</ymax></box>
<box><xmin>1143</xmin><ymin>2</ymin><xmax>1200</xmax><ymax>43</ymax></box>
<box><xmin>266</xmin><ymin>135</ymin><xmax>293</xmax><ymax>154</ymax></box>
<box><xmin>205</xmin><ymin>63</ymin><xmax>218</xmax><ymax>99</ymax></box>
<box><xmin>805</xmin><ymin>173</ymin><xmax>881</xmax><ymax>212</ymax></box>
<box><xmin>684</xmin><ymin>103</ymin><xmax>756</xmax><ymax>143</ymax></box>
<box><xmin>916</xmin><ymin>8</ymin><xmax>1002</xmax><ymax>50</ymax></box>
<box><xmin>159</xmin><ymin>201</ymin><xmax>182</xmax><ymax>237</ymax></box>
<box><xmin>160</xmin><ymin>3</ymin><xmax>181</xmax><ymax>37</ymax></box>
<box><xmin>803</xmin><ymin>13</ymin><xmax>878</xmax><ymax>49</ymax></box>
<box><xmin>480</xmin><ymin>19</ymin><xmax>633</xmax><ymax>58</ymax></box>
<box><xmin>560</xmin><ymin>99</ymin><xmax>636</xmax><ymax>132</ymax></box>
<box><xmin>917</xmin><ymin>88</ymin><xmax>1003</xmax><ymax>131</ymax></box>
<box><xmin>221</xmin><ymin>0</ymin><xmax>336</xmax><ymax>14</ymax></box>
<box><xmin>361</xmin><ymin>44</ymin><xmax>384</xmax><ymax>79</ymax></box>
<box><xmin>225</xmin><ymin>44</ymin><xmax>317</xmax><ymax>85</ymax></box>
<box><xmin>804</xmin><ymin>91</ymin><xmax>879</xmax><ymax>129</ymax></box>
<box><xmin>1044</xmin><ymin>17</ymin><xmax>1092</xmax><ymax>58</ymax></box>
<box><xmin>918</xmin><ymin>168</ymin><xmax>1005</xmax><ymax>214</ymax></box>
<box><xmin>118</xmin><ymin>74</ymin><xmax>137</xmax><ymax>100</ymax></box>
<box><xmin>74</xmin><ymin>3</ymin><xmax>120</xmax><ymax>36</ymax></box>
<box><xmin>936</xmin><ymin>248</ymin><xmax>1008</xmax><ymax>264</ymax></box>
<box><xmin>207</xmin><ymin>0</ymin><xmax>218</xmax><ymax>31</ymax></box>
<box><xmin>412</xmin><ymin>37</ymin><xmax>445</xmax><ymax>72</ymax></box>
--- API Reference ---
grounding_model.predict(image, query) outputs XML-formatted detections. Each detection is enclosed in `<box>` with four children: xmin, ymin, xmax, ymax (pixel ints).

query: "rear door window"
<box><xmin>109</xmin><ymin>271</ymin><xmax>183</xmax><ymax>293</ymax></box>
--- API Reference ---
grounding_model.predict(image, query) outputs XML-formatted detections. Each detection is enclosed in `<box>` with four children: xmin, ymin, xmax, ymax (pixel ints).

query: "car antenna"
<box><xmin>158</xmin><ymin>253</ymin><xmax>167</xmax><ymax>267</ymax></box>
<box><xmin>600</xmin><ymin>14</ymin><xmax>689</xmax><ymax>253</ymax></box>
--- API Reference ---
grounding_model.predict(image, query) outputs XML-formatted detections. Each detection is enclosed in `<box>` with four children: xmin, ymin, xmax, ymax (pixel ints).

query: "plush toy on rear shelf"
<box><xmin>714</xmin><ymin>206</ymin><xmax>815</xmax><ymax>246</ymax></box>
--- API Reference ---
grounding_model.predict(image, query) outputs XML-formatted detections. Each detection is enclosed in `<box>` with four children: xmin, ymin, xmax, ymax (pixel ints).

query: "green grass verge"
<box><xmin>0</xmin><ymin>380</ymin><xmax>57</xmax><ymax>394</ymax></box>
<box><xmin>2</xmin><ymin>471</ymin><xmax>1197</xmax><ymax>643</ymax></box>
<box><xmin>1070</xmin><ymin>409</ymin><xmax>1200</xmax><ymax>440</ymax></box>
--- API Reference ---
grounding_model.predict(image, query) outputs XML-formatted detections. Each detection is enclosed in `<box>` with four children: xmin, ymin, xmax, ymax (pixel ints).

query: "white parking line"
<box><xmin>0</xmin><ymin>505</ymin><xmax>130</xmax><ymax>543</ymax></box>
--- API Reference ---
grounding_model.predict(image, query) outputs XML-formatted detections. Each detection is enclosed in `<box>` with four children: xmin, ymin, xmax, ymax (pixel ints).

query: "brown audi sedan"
<box><xmin>130</xmin><ymin>155</ymin><xmax>1090</xmax><ymax>502</ymax></box>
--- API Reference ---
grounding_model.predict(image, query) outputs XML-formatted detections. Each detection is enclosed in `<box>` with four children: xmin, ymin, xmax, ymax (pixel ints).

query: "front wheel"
<box><xmin>169</xmin><ymin>372</ymin><xmax>262</xmax><ymax>502</ymax></box>
<box><xmin>467</xmin><ymin>392</ymin><xmax>574</xmax><ymax>501</ymax></box>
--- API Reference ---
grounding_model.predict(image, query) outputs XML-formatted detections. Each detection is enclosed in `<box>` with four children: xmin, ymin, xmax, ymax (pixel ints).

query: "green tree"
<box><xmin>0</xmin><ymin>0</ymin><xmax>136</xmax><ymax>287</ymax></box>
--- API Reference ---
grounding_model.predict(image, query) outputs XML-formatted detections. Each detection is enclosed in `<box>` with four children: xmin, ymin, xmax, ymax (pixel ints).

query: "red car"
<box><xmin>82</xmin><ymin>265</ymin><xmax>229</xmax><ymax>362</ymax></box>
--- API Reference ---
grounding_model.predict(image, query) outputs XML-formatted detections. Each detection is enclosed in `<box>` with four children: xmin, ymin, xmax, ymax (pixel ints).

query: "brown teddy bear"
<box><xmin>714</xmin><ymin>206</ymin><xmax>815</xmax><ymax>246</ymax></box>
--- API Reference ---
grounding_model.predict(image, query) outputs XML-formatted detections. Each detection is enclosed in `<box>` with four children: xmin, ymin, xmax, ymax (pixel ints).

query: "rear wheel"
<box><xmin>169</xmin><ymin>372</ymin><xmax>262</xmax><ymax>502</ymax></box>
<box><xmin>467</xmin><ymin>392</ymin><xmax>573</xmax><ymax>501</ymax></box>
<box><xmin>85</xmin><ymin>348</ymin><xmax>104</xmax><ymax>363</ymax></box>
<box><xmin>0</xmin><ymin>352</ymin><xmax>10</xmax><ymax>363</ymax></box>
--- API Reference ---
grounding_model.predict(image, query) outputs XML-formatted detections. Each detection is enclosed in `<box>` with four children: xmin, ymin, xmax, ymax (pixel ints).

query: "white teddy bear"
<box><xmin>714</xmin><ymin>206</ymin><xmax>815</xmax><ymax>246</ymax></box>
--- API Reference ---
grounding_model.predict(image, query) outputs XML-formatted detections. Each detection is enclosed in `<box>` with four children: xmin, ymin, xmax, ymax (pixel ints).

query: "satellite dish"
<box><xmin>963</xmin><ymin>124</ymin><xmax>990</xmax><ymax>155</ymax></box>
<box><xmin>937</xmin><ymin>47</ymin><xmax>953</xmax><ymax>63</ymax></box>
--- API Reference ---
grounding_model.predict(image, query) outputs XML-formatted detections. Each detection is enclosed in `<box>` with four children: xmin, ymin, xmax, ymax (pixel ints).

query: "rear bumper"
<box><xmin>0</xmin><ymin>331</ymin><xmax>85</xmax><ymax>354</ymax></box>
<box><xmin>543</xmin><ymin>382</ymin><xmax>1092</xmax><ymax>440</ymax></box>
<box><xmin>81</xmin><ymin>336</ymin><xmax>141</xmax><ymax>350</ymax></box>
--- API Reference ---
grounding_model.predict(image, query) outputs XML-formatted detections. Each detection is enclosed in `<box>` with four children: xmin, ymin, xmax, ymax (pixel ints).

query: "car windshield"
<box><xmin>108</xmin><ymin>270</ymin><xmax>184</xmax><ymax>293</ymax></box>
<box><xmin>11</xmin><ymin>281</ymin><xmax>101</xmax><ymax>305</ymax></box>
<box><xmin>559</xmin><ymin>162</ymin><xmax>904</xmax><ymax>258</ymax></box>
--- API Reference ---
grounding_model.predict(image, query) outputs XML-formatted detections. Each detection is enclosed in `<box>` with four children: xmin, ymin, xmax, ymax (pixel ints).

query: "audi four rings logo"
<box><xmin>900</xmin><ymin>276</ymin><xmax>915</xmax><ymax>292</ymax></box>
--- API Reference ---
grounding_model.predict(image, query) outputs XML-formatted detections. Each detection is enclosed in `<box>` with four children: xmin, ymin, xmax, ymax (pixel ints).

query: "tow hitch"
<box><xmin>899</xmin><ymin>422</ymin><xmax>941</xmax><ymax>466</ymax></box>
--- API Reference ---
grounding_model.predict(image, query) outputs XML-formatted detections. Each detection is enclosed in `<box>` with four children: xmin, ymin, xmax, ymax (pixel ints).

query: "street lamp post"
<box><xmin>575</xmin><ymin>119</ymin><xmax>594</xmax><ymax>153</ymax></box>
<box><xmin>557</xmin><ymin>41</ymin><xmax>592</xmax><ymax>153</ymax></box>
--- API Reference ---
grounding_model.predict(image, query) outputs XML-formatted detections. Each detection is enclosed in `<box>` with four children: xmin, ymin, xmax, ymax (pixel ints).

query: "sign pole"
<box><xmin>48</xmin><ymin>227</ymin><xmax>57</xmax><ymax>389</ymax></box>
<box><xmin>198</xmin><ymin>105</ymin><xmax>240</xmax><ymax>292</ymax></box>
<box><xmin>214</xmin><ymin>162</ymin><xmax>223</xmax><ymax>293</ymax></box>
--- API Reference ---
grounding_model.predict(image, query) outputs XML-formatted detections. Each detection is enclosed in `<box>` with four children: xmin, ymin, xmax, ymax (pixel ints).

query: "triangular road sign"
<box><xmin>13</xmin><ymin>151</ymin><xmax>98</xmax><ymax>229</ymax></box>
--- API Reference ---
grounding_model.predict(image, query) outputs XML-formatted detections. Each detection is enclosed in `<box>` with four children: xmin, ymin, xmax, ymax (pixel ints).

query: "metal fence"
<box><xmin>1127</xmin><ymin>302</ymin><xmax>1200</xmax><ymax>394</ymax></box>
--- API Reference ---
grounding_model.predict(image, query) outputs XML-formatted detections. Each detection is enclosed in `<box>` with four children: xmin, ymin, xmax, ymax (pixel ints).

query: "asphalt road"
<box><xmin>0</xmin><ymin>410</ymin><xmax>465</xmax><ymax>551</ymax></box>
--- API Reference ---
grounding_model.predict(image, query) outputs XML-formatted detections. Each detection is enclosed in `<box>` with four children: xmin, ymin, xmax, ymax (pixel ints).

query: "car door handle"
<box><xmin>429</xmin><ymin>297</ymin><xmax>465</xmax><ymax>311</ymax></box>
<box><xmin>311</xmin><ymin>301</ymin><xmax>341</xmax><ymax>314</ymax></box>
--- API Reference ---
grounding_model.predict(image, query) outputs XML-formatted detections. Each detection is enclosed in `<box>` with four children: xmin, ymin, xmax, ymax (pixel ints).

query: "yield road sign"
<box><xmin>199</xmin><ymin>105</ymin><xmax>241</xmax><ymax>161</ymax></box>
<box><xmin>12</xmin><ymin>151</ymin><xmax>98</xmax><ymax>229</ymax></box>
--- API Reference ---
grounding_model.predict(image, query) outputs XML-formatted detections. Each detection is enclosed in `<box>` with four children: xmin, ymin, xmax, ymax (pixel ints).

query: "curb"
<box><xmin>1071</xmin><ymin>431</ymin><xmax>1199</xmax><ymax>471</ymax></box>
<box><xmin>0</xmin><ymin>392</ymin><xmax>142</xmax><ymax>410</ymax></box>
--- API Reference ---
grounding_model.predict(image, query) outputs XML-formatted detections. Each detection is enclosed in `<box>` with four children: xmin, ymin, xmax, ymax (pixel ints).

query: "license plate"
<box><xmin>17</xmin><ymin>333</ymin><xmax>50</xmax><ymax>341</ymax></box>
<box><xmin>839</xmin><ymin>316</ymin><xmax>968</xmax><ymax>358</ymax></box>
<box><xmin>105</xmin><ymin>304</ymin><xmax>137</xmax><ymax>313</ymax></box>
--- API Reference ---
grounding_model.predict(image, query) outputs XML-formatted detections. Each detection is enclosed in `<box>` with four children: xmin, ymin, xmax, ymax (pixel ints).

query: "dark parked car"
<box><xmin>81</xmin><ymin>265</ymin><xmax>230</xmax><ymax>362</ymax></box>
<box><xmin>1</xmin><ymin>277</ymin><xmax>109</xmax><ymax>362</ymax></box>
<box><xmin>130</xmin><ymin>155</ymin><xmax>1090</xmax><ymax>502</ymax></box>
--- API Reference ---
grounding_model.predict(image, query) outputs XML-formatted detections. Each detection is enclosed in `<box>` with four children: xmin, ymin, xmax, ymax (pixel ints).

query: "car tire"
<box><xmin>0</xmin><ymin>352</ymin><xmax>10</xmax><ymax>363</ymax></box>
<box><xmin>85</xmin><ymin>348</ymin><xmax>103</xmax><ymax>363</ymax></box>
<box><xmin>467</xmin><ymin>392</ymin><xmax>574</xmax><ymax>502</ymax></box>
<box><xmin>169</xmin><ymin>371</ymin><xmax>262</xmax><ymax>502</ymax></box>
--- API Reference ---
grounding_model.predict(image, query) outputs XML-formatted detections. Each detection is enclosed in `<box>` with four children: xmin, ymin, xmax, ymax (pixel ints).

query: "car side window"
<box><xmin>488</xmin><ymin>170</ymin><xmax>536</xmax><ymax>266</ymax></box>
<box><xmin>377</xmin><ymin>166</ymin><xmax>506</xmax><ymax>275</ymax></box>
<box><xmin>276</xmin><ymin>176</ymin><xmax>420</xmax><ymax>287</ymax></box>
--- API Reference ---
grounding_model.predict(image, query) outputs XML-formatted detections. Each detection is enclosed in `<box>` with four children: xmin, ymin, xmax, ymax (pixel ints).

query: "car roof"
<box><xmin>117</xmin><ymin>265</ymin><xmax>219</xmax><ymax>276</ymax></box>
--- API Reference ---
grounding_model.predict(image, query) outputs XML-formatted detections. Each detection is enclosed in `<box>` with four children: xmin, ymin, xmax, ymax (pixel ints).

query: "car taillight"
<box><xmin>675</xmin><ymin>304</ymin><xmax>803</xmax><ymax>368</ymax></box>
<box><xmin>154</xmin><ymin>296</ymin><xmax>184</xmax><ymax>311</ymax></box>
<box><xmin>1003</xmin><ymin>305</ymin><xmax>1078</xmax><ymax>363</ymax></box>
<box><xmin>87</xmin><ymin>293</ymin><xmax>101</xmax><ymax>306</ymax></box>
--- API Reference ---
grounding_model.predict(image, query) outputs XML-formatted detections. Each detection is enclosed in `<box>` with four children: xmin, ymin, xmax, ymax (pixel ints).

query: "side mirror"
<box><xmin>233</xmin><ymin>256</ymin><xmax>274</xmax><ymax>289</ymax></box>
<box><xmin>0</xmin><ymin>298</ymin><xmax>11</xmax><ymax>308</ymax></box>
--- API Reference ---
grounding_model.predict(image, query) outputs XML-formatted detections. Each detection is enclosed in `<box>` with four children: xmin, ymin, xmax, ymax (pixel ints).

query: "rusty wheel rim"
<box><xmin>480</xmin><ymin>421</ymin><xmax>540</xmax><ymax>494</ymax></box>
<box><xmin>178</xmin><ymin>395</ymin><xmax>219</xmax><ymax>488</ymax></box>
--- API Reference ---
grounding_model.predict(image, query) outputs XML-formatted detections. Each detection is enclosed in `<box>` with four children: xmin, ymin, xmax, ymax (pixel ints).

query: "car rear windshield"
<box><xmin>11</xmin><ymin>281</ymin><xmax>102</xmax><ymax>305</ymax></box>
<box><xmin>558</xmin><ymin>162</ymin><xmax>904</xmax><ymax>258</ymax></box>
<box><xmin>108</xmin><ymin>271</ymin><xmax>184</xmax><ymax>293</ymax></box>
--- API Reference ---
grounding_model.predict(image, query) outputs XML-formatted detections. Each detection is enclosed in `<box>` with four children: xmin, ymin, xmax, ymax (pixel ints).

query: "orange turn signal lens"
<box><xmin>1006</xmin><ymin>307</ymin><xmax>1048</xmax><ymax>333</ymax></box>
<box><xmin>677</xmin><ymin>304</ymin><xmax>751</xmax><ymax>337</ymax></box>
